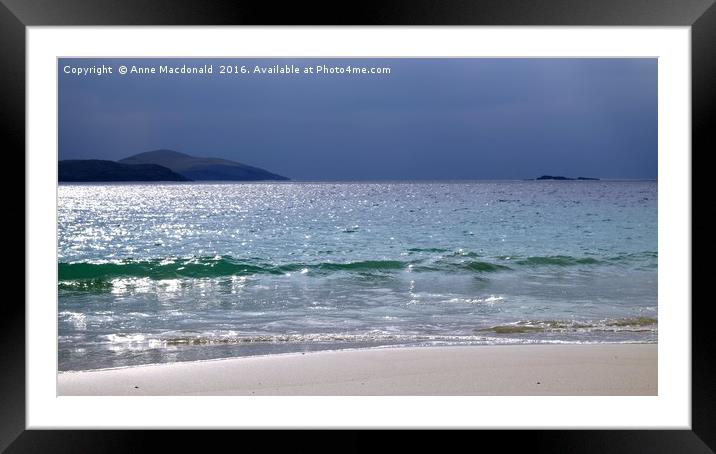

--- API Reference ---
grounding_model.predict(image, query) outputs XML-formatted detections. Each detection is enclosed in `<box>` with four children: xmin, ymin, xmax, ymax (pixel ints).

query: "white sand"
<box><xmin>57</xmin><ymin>344</ymin><xmax>657</xmax><ymax>396</ymax></box>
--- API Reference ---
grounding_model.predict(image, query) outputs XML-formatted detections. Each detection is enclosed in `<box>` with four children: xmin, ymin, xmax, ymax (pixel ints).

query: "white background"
<box><xmin>26</xmin><ymin>27</ymin><xmax>691</xmax><ymax>428</ymax></box>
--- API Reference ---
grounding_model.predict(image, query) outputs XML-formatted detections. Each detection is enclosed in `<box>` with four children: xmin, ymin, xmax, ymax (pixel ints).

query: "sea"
<box><xmin>58</xmin><ymin>181</ymin><xmax>657</xmax><ymax>371</ymax></box>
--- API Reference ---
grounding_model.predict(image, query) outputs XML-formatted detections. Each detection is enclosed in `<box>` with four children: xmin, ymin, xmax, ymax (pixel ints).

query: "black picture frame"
<box><xmin>4</xmin><ymin>0</ymin><xmax>711</xmax><ymax>451</ymax></box>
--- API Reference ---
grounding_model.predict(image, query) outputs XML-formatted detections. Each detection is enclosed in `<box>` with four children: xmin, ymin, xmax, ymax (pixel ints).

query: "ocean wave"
<box><xmin>410</xmin><ymin>260</ymin><xmax>511</xmax><ymax>273</ymax></box>
<box><xmin>513</xmin><ymin>256</ymin><xmax>601</xmax><ymax>266</ymax></box>
<box><xmin>477</xmin><ymin>317</ymin><xmax>658</xmax><ymax>334</ymax></box>
<box><xmin>59</xmin><ymin>257</ymin><xmax>277</xmax><ymax>281</ymax></box>
<box><xmin>58</xmin><ymin>257</ymin><xmax>412</xmax><ymax>282</ymax></box>
<box><xmin>99</xmin><ymin>328</ymin><xmax>656</xmax><ymax>348</ymax></box>
<box><xmin>58</xmin><ymin>279</ymin><xmax>114</xmax><ymax>291</ymax></box>
<box><xmin>406</xmin><ymin>247</ymin><xmax>450</xmax><ymax>253</ymax></box>
<box><xmin>58</xmin><ymin>251</ymin><xmax>657</xmax><ymax>285</ymax></box>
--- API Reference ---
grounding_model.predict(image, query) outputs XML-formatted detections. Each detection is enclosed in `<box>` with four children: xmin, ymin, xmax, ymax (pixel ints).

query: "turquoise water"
<box><xmin>58</xmin><ymin>181</ymin><xmax>657</xmax><ymax>371</ymax></box>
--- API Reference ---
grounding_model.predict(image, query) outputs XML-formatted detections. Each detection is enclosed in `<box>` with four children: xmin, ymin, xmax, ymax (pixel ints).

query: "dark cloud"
<box><xmin>59</xmin><ymin>58</ymin><xmax>657</xmax><ymax>180</ymax></box>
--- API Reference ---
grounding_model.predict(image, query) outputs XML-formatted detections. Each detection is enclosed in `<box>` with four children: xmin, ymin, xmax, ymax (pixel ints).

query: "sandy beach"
<box><xmin>58</xmin><ymin>344</ymin><xmax>656</xmax><ymax>396</ymax></box>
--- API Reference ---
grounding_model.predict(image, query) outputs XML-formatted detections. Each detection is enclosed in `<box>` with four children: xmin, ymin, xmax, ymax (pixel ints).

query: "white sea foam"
<box><xmin>59</xmin><ymin>311</ymin><xmax>87</xmax><ymax>329</ymax></box>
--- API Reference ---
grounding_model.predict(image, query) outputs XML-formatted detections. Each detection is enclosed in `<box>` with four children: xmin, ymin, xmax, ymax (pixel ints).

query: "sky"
<box><xmin>58</xmin><ymin>58</ymin><xmax>657</xmax><ymax>180</ymax></box>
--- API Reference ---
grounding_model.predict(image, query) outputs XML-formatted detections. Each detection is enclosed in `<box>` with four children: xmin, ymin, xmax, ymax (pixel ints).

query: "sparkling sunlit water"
<box><xmin>58</xmin><ymin>181</ymin><xmax>657</xmax><ymax>371</ymax></box>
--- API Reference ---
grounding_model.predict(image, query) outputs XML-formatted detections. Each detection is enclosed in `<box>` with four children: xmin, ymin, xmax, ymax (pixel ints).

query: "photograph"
<box><xmin>56</xmin><ymin>57</ymin><xmax>659</xmax><ymax>396</ymax></box>
<box><xmin>2</xmin><ymin>0</ymin><xmax>707</xmax><ymax>445</ymax></box>
<box><xmin>0</xmin><ymin>0</ymin><xmax>709</xmax><ymax>442</ymax></box>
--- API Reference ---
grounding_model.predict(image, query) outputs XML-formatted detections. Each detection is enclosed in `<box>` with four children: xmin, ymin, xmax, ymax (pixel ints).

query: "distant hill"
<box><xmin>59</xmin><ymin>160</ymin><xmax>190</xmax><ymax>182</ymax></box>
<box><xmin>119</xmin><ymin>149</ymin><xmax>289</xmax><ymax>181</ymax></box>
<box><xmin>536</xmin><ymin>175</ymin><xmax>600</xmax><ymax>181</ymax></box>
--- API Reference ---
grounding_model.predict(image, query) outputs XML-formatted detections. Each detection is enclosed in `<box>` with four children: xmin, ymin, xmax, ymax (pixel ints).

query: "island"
<box><xmin>59</xmin><ymin>150</ymin><xmax>290</xmax><ymax>182</ymax></box>
<box><xmin>119</xmin><ymin>149</ymin><xmax>289</xmax><ymax>181</ymax></box>
<box><xmin>59</xmin><ymin>160</ymin><xmax>190</xmax><ymax>182</ymax></box>
<box><xmin>535</xmin><ymin>175</ymin><xmax>600</xmax><ymax>181</ymax></box>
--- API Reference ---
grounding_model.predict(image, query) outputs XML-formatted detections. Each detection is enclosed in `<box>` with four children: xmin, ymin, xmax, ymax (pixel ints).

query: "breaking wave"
<box><xmin>58</xmin><ymin>250</ymin><xmax>657</xmax><ymax>284</ymax></box>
